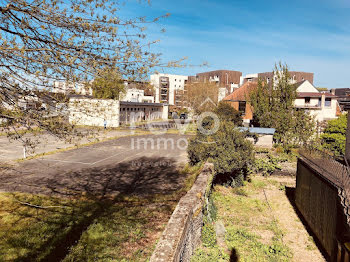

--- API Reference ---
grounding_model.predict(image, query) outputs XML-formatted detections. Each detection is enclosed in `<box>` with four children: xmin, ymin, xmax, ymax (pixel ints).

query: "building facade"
<box><xmin>294</xmin><ymin>80</ymin><xmax>338</xmax><ymax>122</ymax></box>
<box><xmin>332</xmin><ymin>88</ymin><xmax>350</xmax><ymax>111</ymax></box>
<box><xmin>194</xmin><ymin>70</ymin><xmax>242</xmax><ymax>92</ymax></box>
<box><xmin>224</xmin><ymin>80</ymin><xmax>338</xmax><ymax>125</ymax></box>
<box><xmin>120</xmin><ymin>88</ymin><xmax>154</xmax><ymax>103</ymax></box>
<box><xmin>241</xmin><ymin>71</ymin><xmax>314</xmax><ymax>86</ymax></box>
<box><xmin>222</xmin><ymin>82</ymin><xmax>257</xmax><ymax>125</ymax></box>
<box><xmin>150</xmin><ymin>73</ymin><xmax>188</xmax><ymax>105</ymax></box>
<box><xmin>69</xmin><ymin>98</ymin><xmax>168</xmax><ymax>127</ymax></box>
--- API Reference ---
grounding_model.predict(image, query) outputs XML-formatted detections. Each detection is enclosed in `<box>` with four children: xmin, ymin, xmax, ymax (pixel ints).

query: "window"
<box><xmin>305</xmin><ymin>97</ymin><xmax>311</xmax><ymax>104</ymax></box>
<box><xmin>238</xmin><ymin>101</ymin><xmax>246</xmax><ymax>114</ymax></box>
<box><xmin>325</xmin><ymin>98</ymin><xmax>331</xmax><ymax>107</ymax></box>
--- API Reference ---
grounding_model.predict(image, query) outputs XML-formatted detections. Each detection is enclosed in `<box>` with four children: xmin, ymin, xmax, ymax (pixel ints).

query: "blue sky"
<box><xmin>124</xmin><ymin>0</ymin><xmax>350</xmax><ymax>88</ymax></box>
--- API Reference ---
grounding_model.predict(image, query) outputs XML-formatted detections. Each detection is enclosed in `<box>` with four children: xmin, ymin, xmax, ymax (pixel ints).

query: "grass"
<box><xmin>191</xmin><ymin>176</ymin><xmax>293</xmax><ymax>262</ymax></box>
<box><xmin>0</xmin><ymin>164</ymin><xmax>203</xmax><ymax>262</ymax></box>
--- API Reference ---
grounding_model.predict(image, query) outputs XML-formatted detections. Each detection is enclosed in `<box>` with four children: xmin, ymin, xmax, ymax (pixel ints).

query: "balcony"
<box><xmin>295</xmin><ymin>104</ymin><xmax>321</xmax><ymax>109</ymax></box>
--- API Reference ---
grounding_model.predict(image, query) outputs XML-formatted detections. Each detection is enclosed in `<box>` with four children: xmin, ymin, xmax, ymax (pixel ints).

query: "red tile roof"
<box><xmin>223</xmin><ymin>82</ymin><xmax>257</xmax><ymax>101</ymax></box>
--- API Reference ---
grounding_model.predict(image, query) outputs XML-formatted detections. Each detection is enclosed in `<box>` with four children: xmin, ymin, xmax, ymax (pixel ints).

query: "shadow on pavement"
<box><xmin>1</xmin><ymin>156</ymin><xmax>184</xmax><ymax>197</ymax></box>
<box><xmin>0</xmin><ymin>156</ymin><xmax>186</xmax><ymax>262</ymax></box>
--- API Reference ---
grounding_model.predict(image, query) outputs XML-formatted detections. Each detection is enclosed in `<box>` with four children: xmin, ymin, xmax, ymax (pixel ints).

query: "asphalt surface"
<box><xmin>0</xmin><ymin>134</ymin><xmax>189</xmax><ymax>197</ymax></box>
<box><xmin>0</xmin><ymin>129</ymin><xmax>133</xmax><ymax>162</ymax></box>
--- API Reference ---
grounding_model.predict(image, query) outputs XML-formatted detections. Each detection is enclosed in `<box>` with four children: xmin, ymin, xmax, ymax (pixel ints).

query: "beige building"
<box><xmin>294</xmin><ymin>80</ymin><xmax>338</xmax><ymax>122</ymax></box>
<box><xmin>69</xmin><ymin>98</ymin><xmax>168</xmax><ymax>127</ymax></box>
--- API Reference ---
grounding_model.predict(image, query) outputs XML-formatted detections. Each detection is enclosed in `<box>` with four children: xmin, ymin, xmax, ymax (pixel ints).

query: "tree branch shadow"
<box><xmin>0</xmin><ymin>156</ymin><xmax>185</xmax><ymax>262</ymax></box>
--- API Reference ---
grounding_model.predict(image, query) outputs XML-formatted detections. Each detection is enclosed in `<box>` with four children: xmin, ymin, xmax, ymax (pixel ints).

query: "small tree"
<box><xmin>250</xmin><ymin>63</ymin><xmax>315</xmax><ymax>150</ymax></box>
<box><xmin>0</xmin><ymin>0</ymin><xmax>181</xmax><ymax>142</ymax></box>
<box><xmin>185</xmin><ymin>82</ymin><xmax>219</xmax><ymax>114</ymax></box>
<box><xmin>214</xmin><ymin>101</ymin><xmax>242</xmax><ymax>126</ymax></box>
<box><xmin>321</xmin><ymin>113</ymin><xmax>347</xmax><ymax>156</ymax></box>
<box><xmin>90</xmin><ymin>68</ymin><xmax>126</xmax><ymax>100</ymax></box>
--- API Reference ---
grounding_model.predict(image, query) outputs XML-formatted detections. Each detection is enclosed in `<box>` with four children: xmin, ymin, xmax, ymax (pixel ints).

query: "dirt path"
<box><xmin>260</xmin><ymin>176</ymin><xmax>326</xmax><ymax>262</ymax></box>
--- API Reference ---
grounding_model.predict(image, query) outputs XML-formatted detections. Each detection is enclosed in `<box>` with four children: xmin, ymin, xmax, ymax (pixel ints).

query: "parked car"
<box><xmin>180</xmin><ymin>113</ymin><xmax>187</xmax><ymax>119</ymax></box>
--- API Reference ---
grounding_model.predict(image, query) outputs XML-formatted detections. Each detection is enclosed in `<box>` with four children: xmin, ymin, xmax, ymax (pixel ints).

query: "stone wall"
<box><xmin>150</xmin><ymin>163</ymin><xmax>214</xmax><ymax>262</ymax></box>
<box><xmin>69</xmin><ymin>98</ymin><xmax>120</xmax><ymax>127</ymax></box>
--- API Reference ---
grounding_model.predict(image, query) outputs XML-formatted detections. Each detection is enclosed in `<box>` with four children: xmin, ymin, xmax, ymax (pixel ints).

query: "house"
<box><xmin>222</xmin><ymin>82</ymin><xmax>257</xmax><ymax>125</ymax></box>
<box><xmin>294</xmin><ymin>80</ymin><xmax>338</xmax><ymax>122</ymax></box>
<box><xmin>224</xmin><ymin>80</ymin><xmax>338</xmax><ymax>125</ymax></box>
<box><xmin>331</xmin><ymin>88</ymin><xmax>350</xmax><ymax>111</ymax></box>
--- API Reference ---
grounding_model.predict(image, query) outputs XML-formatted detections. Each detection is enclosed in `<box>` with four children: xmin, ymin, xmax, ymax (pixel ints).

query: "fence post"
<box><xmin>346</xmin><ymin>110</ymin><xmax>350</xmax><ymax>164</ymax></box>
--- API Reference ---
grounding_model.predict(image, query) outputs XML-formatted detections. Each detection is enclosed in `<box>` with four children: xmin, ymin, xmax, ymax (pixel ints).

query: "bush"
<box><xmin>321</xmin><ymin>113</ymin><xmax>347</xmax><ymax>156</ymax></box>
<box><xmin>188</xmin><ymin>121</ymin><xmax>254</xmax><ymax>185</ymax></box>
<box><xmin>253</xmin><ymin>152</ymin><xmax>288</xmax><ymax>176</ymax></box>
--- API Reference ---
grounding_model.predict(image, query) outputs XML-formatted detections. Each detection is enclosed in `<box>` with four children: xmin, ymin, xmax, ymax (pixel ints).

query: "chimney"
<box><xmin>321</xmin><ymin>94</ymin><xmax>325</xmax><ymax>109</ymax></box>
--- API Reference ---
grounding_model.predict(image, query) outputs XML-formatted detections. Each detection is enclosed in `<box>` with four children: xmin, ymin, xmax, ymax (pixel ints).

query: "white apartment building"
<box><xmin>150</xmin><ymin>73</ymin><xmax>188</xmax><ymax>105</ymax></box>
<box><xmin>240</xmin><ymin>74</ymin><xmax>258</xmax><ymax>85</ymax></box>
<box><xmin>52</xmin><ymin>81</ymin><xmax>92</xmax><ymax>95</ymax></box>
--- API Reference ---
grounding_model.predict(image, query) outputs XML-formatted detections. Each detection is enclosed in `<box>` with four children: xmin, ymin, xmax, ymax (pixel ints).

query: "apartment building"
<box><xmin>194</xmin><ymin>70</ymin><xmax>242</xmax><ymax>92</ymax></box>
<box><xmin>150</xmin><ymin>73</ymin><xmax>188</xmax><ymax>105</ymax></box>
<box><xmin>241</xmin><ymin>71</ymin><xmax>314</xmax><ymax>86</ymax></box>
<box><xmin>52</xmin><ymin>81</ymin><xmax>89</xmax><ymax>95</ymax></box>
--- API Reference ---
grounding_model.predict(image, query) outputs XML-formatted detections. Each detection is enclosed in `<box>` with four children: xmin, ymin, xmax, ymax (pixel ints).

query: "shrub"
<box><xmin>253</xmin><ymin>152</ymin><xmax>288</xmax><ymax>176</ymax></box>
<box><xmin>321</xmin><ymin>113</ymin><xmax>347</xmax><ymax>156</ymax></box>
<box><xmin>188</xmin><ymin>121</ymin><xmax>254</xmax><ymax>185</ymax></box>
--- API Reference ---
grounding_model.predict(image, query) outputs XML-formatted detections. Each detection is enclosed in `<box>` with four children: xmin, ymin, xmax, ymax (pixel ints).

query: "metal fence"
<box><xmin>299</xmin><ymin>147</ymin><xmax>350</xmax><ymax>225</ymax></box>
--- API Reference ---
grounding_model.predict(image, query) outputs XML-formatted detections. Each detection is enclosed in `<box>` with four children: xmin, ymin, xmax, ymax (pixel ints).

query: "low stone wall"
<box><xmin>150</xmin><ymin>163</ymin><xmax>214</xmax><ymax>262</ymax></box>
